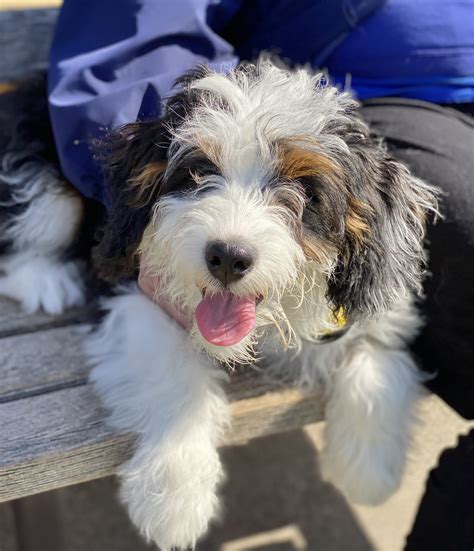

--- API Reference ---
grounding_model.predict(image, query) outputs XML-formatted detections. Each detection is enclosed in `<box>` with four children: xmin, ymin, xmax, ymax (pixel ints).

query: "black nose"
<box><xmin>205</xmin><ymin>241</ymin><xmax>255</xmax><ymax>286</ymax></box>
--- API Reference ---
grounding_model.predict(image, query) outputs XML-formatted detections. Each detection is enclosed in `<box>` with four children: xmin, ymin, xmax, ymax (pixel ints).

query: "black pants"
<box><xmin>360</xmin><ymin>99</ymin><xmax>474</xmax><ymax>551</ymax></box>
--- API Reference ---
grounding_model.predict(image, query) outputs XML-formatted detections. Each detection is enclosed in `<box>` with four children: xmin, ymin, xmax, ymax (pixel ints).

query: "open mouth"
<box><xmin>195</xmin><ymin>289</ymin><xmax>262</xmax><ymax>347</ymax></box>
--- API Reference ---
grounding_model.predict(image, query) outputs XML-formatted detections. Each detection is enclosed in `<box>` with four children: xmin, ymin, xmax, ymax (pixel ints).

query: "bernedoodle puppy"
<box><xmin>0</xmin><ymin>60</ymin><xmax>438</xmax><ymax>549</ymax></box>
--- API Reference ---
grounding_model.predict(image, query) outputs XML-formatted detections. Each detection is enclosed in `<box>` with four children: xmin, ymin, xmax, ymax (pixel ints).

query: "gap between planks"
<box><xmin>0</xmin><ymin>298</ymin><xmax>97</xmax><ymax>339</ymax></box>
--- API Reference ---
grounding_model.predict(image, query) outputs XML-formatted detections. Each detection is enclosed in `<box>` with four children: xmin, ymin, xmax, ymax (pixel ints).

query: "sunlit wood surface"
<box><xmin>0</xmin><ymin>0</ymin><xmax>62</xmax><ymax>10</ymax></box>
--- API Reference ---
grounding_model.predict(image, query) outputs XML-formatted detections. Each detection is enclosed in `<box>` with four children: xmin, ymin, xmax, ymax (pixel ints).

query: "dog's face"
<box><xmin>95</xmin><ymin>61</ymin><xmax>437</xmax><ymax>363</ymax></box>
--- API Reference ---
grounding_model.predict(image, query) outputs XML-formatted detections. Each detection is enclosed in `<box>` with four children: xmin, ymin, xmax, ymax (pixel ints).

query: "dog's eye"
<box><xmin>298</xmin><ymin>175</ymin><xmax>321</xmax><ymax>204</ymax></box>
<box><xmin>165</xmin><ymin>158</ymin><xmax>220</xmax><ymax>194</ymax></box>
<box><xmin>190</xmin><ymin>162</ymin><xmax>219</xmax><ymax>182</ymax></box>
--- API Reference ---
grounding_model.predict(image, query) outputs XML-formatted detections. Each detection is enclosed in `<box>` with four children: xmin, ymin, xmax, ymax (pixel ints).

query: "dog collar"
<box><xmin>314</xmin><ymin>307</ymin><xmax>350</xmax><ymax>343</ymax></box>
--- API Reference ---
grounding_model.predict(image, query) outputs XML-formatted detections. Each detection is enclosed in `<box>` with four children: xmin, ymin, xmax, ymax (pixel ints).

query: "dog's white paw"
<box><xmin>0</xmin><ymin>256</ymin><xmax>85</xmax><ymax>314</ymax></box>
<box><xmin>120</xmin><ymin>442</ymin><xmax>224</xmax><ymax>550</ymax></box>
<box><xmin>319</xmin><ymin>435</ymin><xmax>404</xmax><ymax>505</ymax></box>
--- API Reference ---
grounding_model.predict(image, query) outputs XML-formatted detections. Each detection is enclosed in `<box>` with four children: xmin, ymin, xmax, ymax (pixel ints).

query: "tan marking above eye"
<box><xmin>194</xmin><ymin>138</ymin><xmax>222</xmax><ymax>168</ymax></box>
<box><xmin>127</xmin><ymin>160</ymin><xmax>167</xmax><ymax>207</ymax></box>
<box><xmin>277</xmin><ymin>140</ymin><xmax>342</xmax><ymax>181</ymax></box>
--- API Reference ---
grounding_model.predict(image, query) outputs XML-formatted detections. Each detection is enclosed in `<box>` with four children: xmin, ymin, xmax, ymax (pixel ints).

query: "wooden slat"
<box><xmin>0</xmin><ymin>380</ymin><xmax>324</xmax><ymax>502</ymax></box>
<box><xmin>0</xmin><ymin>302</ymin><xmax>324</xmax><ymax>502</ymax></box>
<box><xmin>0</xmin><ymin>325</ymin><xmax>89</xmax><ymax>402</ymax></box>
<box><xmin>0</xmin><ymin>9</ymin><xmax>58</xmax><ymax>80</ymax></box>
<box><xmin>0</xmin><ymin>384</ymin><xmax>130</xmax><ymax>500</ymax></box>
<box><xmin>1</xmin><ymin>1</ymin><xmax>62</xmax><ymax>10</ymax></box>
<box><xmin>0</xmin><ymin>328</ymin><xmax>325</xmax><ymax>503</ymax></box>
<box><xmin>0</xmin><ymin>322</ymin><xmax>292</xmax><ymax>404</ymax></box>
<box><xmin>0</xmin><ymin>298</ymin><xmax>96</xmax><ymax>338</ymax></box>
<box><xmin>228</xmin><ymin>388</ymin><xmax>323</xmax><ymax>445</ymax></box>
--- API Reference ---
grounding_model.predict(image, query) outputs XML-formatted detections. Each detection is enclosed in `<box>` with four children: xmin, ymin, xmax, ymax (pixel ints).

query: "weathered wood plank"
<box><xmin>0</xmin><ymin>298</ymin><xmax>96</xmax><ymax>338</ymax></box>
<box><xmin>228</xmin><ymin>388</ymin><xmax>324</xmax><ymax>446</ymax></box>
<box><xmin>0</xmin><ymin>379</ymin><xmax>324</xmax><ymax>502</ymax></box>
<box><xmin>0</xmin><ymin>303</ymin><xmax>325</xmax><ymax>502</ymax></box>
<box><xmin>0</xmin><ymin>325</ymin><xmax>89</xmax><ymax>402</ymax></box>
<box><xmin>0</xmin><ymin>9</ymin><xmax>58</xmax><ymax>80</ymax></box>
<box><xmin>0</xmin><ymin>319</ymin><xmax>297</xmax><ymax>404</ymax></box>
<box><xmin>1</xmin><ymin>1</ymin><xmax>62</xmax><ymax>10</ymax></box>
<box><xmin>0</xmin><ymin>384</ymin><xmax>132</xmax><ymax>500</ymax></box>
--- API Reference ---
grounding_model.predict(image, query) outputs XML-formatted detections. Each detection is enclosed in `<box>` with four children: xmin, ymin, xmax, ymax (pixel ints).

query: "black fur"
<box><xmin>0</xmin><ymin>74</ymin><xmax>100</xmax><ymax>265</ymax></box>
<box><xmin>0</xmin><ymin>74</ymin><xmax>59</xmax><ymax>253</ymax></box>
<box><xmin>94</xmin><ymin>65</ymin><xmax>220</xmax><ymax>281</ymax></box>
<box><xmin>324</xmin><ymin>129</ymin><xmax>435</xmax><ymax>318</ymax></box>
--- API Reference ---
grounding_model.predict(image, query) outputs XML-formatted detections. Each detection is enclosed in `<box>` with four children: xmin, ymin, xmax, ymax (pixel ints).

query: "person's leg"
<box><xmin>405</xmin><ymin>430</ymin><xmax>474</xmax><ymax>551</ymax></box>
<box><xmin>360</xmin><ymin>98</ymin><xmax>474</xmax><ymax>550</ymax></box>
<box><xmin>360</xmin><ymin>98</ymin><xmax>474</xmax><ymax>420</ymax></box>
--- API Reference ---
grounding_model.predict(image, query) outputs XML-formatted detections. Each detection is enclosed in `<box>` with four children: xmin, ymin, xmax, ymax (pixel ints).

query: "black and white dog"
<box><xmin>0</xmin><ymin>61</ymin><xmax>438</xmax><ymax>549</ymax></box>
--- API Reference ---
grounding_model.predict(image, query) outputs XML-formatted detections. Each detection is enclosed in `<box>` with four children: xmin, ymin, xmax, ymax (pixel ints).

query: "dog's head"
<box><xmin>94</xmin><ymin>60</ymin><xmax>438</xmax><ymax>363</ymax></box>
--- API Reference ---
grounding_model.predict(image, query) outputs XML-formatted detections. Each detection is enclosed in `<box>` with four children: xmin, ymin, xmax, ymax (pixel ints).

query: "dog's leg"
<box><xmin>319</xmin><ymin>338</ymin><xmax>421</xmax><ymax>505</ymax></box>
<box><xmin>0</xmin><ymin>161</ymin><xmax>85</xmax><ymax>313</ymax></box>
<box><xmin>89</xmin><ymin>290</ymin><xmax>229</xmax><ymax>550</ymax></box>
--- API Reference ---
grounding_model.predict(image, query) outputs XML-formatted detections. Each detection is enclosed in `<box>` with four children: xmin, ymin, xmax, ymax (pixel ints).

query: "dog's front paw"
<box><xmin>320</xmin><ymin>433</ymin><xmax>405</xmax><ymax>505</ymax></box>
<box><xmin>0</xmin><ymin>257</ymin><xmax>85</xmax><ymax>314</ymax></box>
<box><xmin>120</xmin><ymin>443</ymin><xmax>224</xmax><ymax>550</ymax></box>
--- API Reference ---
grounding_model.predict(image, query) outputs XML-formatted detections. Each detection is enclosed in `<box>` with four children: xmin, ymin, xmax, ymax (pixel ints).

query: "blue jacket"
<box><xmin>327</xmin><ymin>0</ymin><xmax>474</xmax><ymax>103</ymax></box>
<box><xmin>48</xmin><ymin>0</ymin><xmax>384</xmax><ymax>204</ymax></box>
<box><xmin>49</xmin><ymin>0</ymin><xmax>474</xmax><ymax>204</ymax></box>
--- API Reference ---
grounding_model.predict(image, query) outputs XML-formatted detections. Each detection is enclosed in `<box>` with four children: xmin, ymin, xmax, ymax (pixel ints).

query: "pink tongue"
<box><xmin>195</xmin><ymin>291</ymin><xmax>256</xmax><ymax>346</ymax></box>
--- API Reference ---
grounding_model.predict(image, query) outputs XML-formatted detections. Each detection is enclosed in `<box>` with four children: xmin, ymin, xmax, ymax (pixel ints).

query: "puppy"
<box><xmin>0</xmin><ymin>62</ymin><xmax>438</xmax><ymax>550</ymax></box>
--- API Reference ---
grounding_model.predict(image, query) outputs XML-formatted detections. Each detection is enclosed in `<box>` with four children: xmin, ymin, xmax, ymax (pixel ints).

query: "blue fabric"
<box><xmin>49</xmin><ymin>0</ymin><xmax>239</xmax><ymax>204</ymax></box>
<box><xmin>48</xmin><ymin>0</ymin><xmax>474</xmax><ymax>204</ymax></box>
<box><xmin>221</xmin><ymin>0</ymin><xmax>385</xmax><ymax>68</ymax></box>
<box><xmin>326</xmin><ymin>0</ymin><xmax>474</xmax><ymax>102</ymax></box>
<box><xmin>49</xmin><ymin>0</ymin><xmax>383</xmax><ymax>204</ymax></box>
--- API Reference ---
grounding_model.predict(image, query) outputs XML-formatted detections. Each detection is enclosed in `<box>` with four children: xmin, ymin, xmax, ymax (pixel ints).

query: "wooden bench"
<box><xmin>0</xmin><ymin>297</ymin><xmax>325</xmax><ymax>503</ymax></box>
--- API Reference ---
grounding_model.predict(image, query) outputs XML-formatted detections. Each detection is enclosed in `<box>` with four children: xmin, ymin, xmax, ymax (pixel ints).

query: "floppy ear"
<box><xmin>93</xmin><ymin>66</ymin><xmax>211</xmax><ymax>281</ymax></box>
<box><xmin>327</xmin><ymin>137</ymin><xmax>439</xmax><ymax>318</ymax></box>
<box><xmin>93</xmin><ymin>120</ymin><xmax>170</xmax><ymax>281</ymax></box>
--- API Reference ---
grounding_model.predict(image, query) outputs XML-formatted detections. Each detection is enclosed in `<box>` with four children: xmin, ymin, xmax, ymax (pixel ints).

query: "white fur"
<box><xmin>6</xmin><ymin>182</ymin><xmax>83</xmax><ymax>255</ymax></box>
<box><xmin>88</xmin><ymin>288</ymin><xmax>423</xmax><ymax>547</ymax></box>
<box><xmin>88</xmin><ymin>289</ymin><xmax>229</xmax><ymax>550</ymax></box>
<box><xmin>320</xmin><ymin>343</ymin><xmax>420</xmax><ymax>505</ymax></box>
<box><xmin>1</xmin><ymin>156</ymin><xmax>83</xmax><ymax>255</ymax></box>
<box><xmin>86</xmin><ymin>63</ymin><xmax>432</xmax><ymax>547</ymax></box>
<box><xmin>172</xmin><ymin>63</ymin><xmax>355</xmax><ymax>187</ymax></box>
<box><xmin>0</xmin><ymin>253</ymin><xmax>85</xmax><ymax>314</ymax></box>
<box><xmin>0</xmin><ymin>160</ymin><xmax>85</xmax><ymax>313</ymax></box>
<box><xmin>262</xmin><ymin>295</ymin><xmax>423</xmax><ymax>504</ymax></box>
<box><xmin>140</xmin><ymin>181</ymin><xmax>312</xmax><ymax>364</ymax></box>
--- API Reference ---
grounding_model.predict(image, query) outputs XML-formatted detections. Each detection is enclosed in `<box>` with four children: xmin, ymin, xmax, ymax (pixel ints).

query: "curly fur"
<box><xmin>0</xmin><ymin>61</ymin><xmax>439</xmax><ymax>550</ymax></box>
